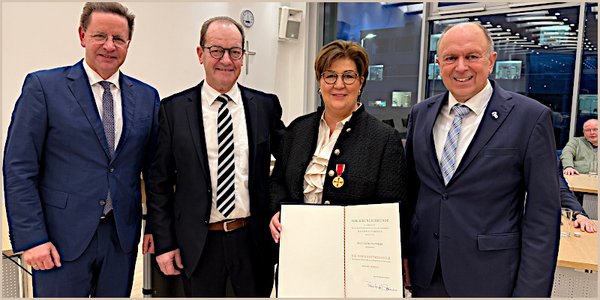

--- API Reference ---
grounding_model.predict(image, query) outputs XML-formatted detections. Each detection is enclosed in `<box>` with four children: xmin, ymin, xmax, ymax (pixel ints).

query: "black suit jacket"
<box><xmin>147</xmin><ymin>81</ymin><xmax>285</xmax><ymax>277</ymax></box>
<box><xmin>269</xmin><ymin>105</ymin><xmax>407</xmax><ymax>212</ymax></box>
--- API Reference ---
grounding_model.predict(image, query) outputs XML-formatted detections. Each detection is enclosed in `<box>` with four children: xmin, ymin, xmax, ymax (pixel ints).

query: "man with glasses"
<box><xmin>561</xmin><ymin>118</ymin><xmax>598</xmax><ymax>175</ymax></box>
<box><xmin>3</xmin><ymin>2</ymin><xmax>158</xmax><ymax>297</ymax></box>
<box><xmin>147</xmin><ymin>16</ymin><xmax>285</xmax><ymax>297</ymax></box>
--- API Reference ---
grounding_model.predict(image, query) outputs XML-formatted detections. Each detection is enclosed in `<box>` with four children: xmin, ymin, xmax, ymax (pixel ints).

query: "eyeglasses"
<box><xmin>89</xmin><ymin>32</ymin><xmax>129</xmax><ymax>48</ymax></box>
<box><xmin>203</xmin><ymin>45</ymin><xmax>244</xmax><ymax>60</ymax></box>
<box><xmin>321</xmin><ymin>70</ymin><xmax>360</xmax><ymax>85</ymax></box>
<box><xmin>584</xmin><ymin>128</ymin><xmax>598</xmax><ymax>133</ymax></box>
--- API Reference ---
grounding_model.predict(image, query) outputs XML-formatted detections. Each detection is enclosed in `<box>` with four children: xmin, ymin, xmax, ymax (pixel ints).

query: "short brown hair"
<box><xmin>80</xmin><ymin>2</ymin><xmax>135</xmax><ymax>40</ymax></box>
<box><xmin>199</xmin><ymin>16</ymin><xmax>245</xmax><ymax>48</ymax></box>
<box><xmin>314</xmin><ymin>40</ymin><xmax>369</xmax><ymax>93</ymax></box>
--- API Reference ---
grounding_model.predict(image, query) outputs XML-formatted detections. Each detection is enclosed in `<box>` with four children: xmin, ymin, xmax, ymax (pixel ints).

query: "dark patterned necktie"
<box><xmin>99</xmin><ymin>81</ymin><xmax>114</xmax><ymax>215</ymax></box>
<box><xmin>216</xmin><ymin>94</ymin><xmax>236</xmax><ymax>217</ymax></box>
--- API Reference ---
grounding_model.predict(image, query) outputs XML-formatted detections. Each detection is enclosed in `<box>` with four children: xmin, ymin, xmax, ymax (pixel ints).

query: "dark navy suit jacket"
<box><xmin>402</xmin><ymin>80</ymin><xmax>560</xmax><ymax>297</ymax></box>
<box><xmin>3</xmin><ymin>60</ymin><xmax>159</xmax><ymax>261</ymax></box>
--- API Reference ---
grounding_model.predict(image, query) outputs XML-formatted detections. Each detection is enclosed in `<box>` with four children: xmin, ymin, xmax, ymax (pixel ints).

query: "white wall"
<box><xmin>1</xmin><ymin>2</ymin><xmax>312</xmax><ymax>250</ymax></box>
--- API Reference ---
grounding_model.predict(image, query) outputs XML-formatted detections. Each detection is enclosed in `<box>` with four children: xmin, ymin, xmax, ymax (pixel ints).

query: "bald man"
<box><xmin>403</xmin><ymin>22</ymin><xmax>560</xmax><ymax>297</ymax></box>
<box><xmin>561</xmin><ymin>118</ymin><xmax>598</xmax><ymax>175</ymax></box>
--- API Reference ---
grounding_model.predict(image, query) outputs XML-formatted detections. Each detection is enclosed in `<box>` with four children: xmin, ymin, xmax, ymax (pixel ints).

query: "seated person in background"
<box><xmin>561</xmin><ymin>118</ymin><xmax>598</xmax><ymax>175</ymax></box>
<box><xmin>268</xmin><ymin>40</ymin><xmax>407</xmax><ymax>243</ymax></box>
<box><xmin>559</xmin><ymin>162</ymin><xmax>597</xmax><ymax>232</ymax></box>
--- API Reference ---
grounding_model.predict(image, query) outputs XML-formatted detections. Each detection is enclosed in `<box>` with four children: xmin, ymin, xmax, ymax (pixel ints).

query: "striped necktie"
<box><xmin>439</xmin><ymin>104</ymin><xmax>471</xmax><ymax>185</ymax></box>
<box><xmin>99</xmin><ymin>81</ymin><xmax>114</xmax><ymax>215</ymax></box>
<box><xmin>216</xmin><ymin>94</ymin><xmax>236</xmax><ymax>217</ymax></box>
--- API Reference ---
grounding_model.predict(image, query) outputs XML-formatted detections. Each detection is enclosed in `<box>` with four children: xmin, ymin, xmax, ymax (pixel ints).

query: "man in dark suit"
<box><xmin>3</xmin><ymin>2</ymin><xmax>158</xmax><ymax>297</ymax></box>
<box><xmin>402</xmin><ymin>22</ymin><xmax>560</xmax><ymax>297</ymax></box>
<box><xmin>147</xmin><ymin>16</ymin><xmax>285</xmax><ymax>297</ymax></box>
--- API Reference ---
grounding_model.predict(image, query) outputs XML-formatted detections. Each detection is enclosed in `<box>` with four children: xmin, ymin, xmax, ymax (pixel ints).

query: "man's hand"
<box><xmin>23</xmin><ymin>242</ymin><xmax>61</xmax><ymax>271</ymax></box>
<box><xmin>574</xmin><ymin>214</ymin><xmax>597</xmax><ymax>233</ymax></box>
<box><xmin>142</xmin><ymin>234</ymin><xmax>154</xmax><ymax>255</ymax></box>
<box><xmin>269</xmin><ymin>212</ymin><xmax>282</xmax><ymax>243</ymax></box>
<box><xmin>563</xmin><ymin>167</ymin><xmax>580</xmax><ymax>176</ymax></box>
<box><xmin>156</xmin><ymin>249</ymin><xmax>183</xmax><ymax>275</ymax></box>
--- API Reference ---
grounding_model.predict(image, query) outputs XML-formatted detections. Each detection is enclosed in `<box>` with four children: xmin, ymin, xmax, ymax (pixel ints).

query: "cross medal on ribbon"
<box><xmin>332</xmin><ymin>164</ymin><xmax>346</xmax><ymax>188</ymax></box>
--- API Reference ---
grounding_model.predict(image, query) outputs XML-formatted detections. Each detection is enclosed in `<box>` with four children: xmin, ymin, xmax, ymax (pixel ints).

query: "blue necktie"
<box><xmin>439</xmin><ymin>104</ymin><xmax>471</xmax><ymax>185</ymax></box>
<box><xmin>99</xmin><ymin>81</ymin><xmax>114</xmax><ymax>215</ymax></box>
<box><xmin>216</xmin><ymin>94</ymin><xmax>236</xmax><ymax>217</ymax></box>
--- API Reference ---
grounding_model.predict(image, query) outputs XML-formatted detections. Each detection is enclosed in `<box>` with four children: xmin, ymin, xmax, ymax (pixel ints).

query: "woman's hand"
<box><xmin>269</xmin><ymin>212</ymin><xmax>282</xmax><ymax>243</ymax></box>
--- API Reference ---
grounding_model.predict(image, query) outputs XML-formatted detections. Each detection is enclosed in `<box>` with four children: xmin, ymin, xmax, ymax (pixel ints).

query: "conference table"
<box><xmin>552</xmin><ymin>221</ymin><xmax>598</xmax><ymax>298</ymax></box>
<box><xmin>564</xmin><ymin>174</ymin><xmax>599</xmax><ymax>194</ymax></box>
<box><xmin>564</xmin><ymin>174</ymin><xmax>598</xmax><ymax>219</ymax></box>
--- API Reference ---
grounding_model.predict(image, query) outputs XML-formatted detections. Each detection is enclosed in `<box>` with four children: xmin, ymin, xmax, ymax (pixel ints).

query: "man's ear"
<box><xmin>197</xmin><ymin>46</ymin><xmax>204</xmax><ymax>65</ymax></box>
<box><xmin>78</xmin><ymin>26</ymin><xmax>86</xmax><ymax>48</ymax></box>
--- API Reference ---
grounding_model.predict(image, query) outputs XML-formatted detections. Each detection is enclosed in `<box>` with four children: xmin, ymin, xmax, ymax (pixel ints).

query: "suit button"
<box><xmin>99</xmin><ymin>200</ymin><xmax>106</xmax><ymax>206</ymax></box>
<box><xmin>328</xmin><ymin>170</ymin><xmax>335</xmax><ymax>177</ymax></box>
<box><xmin>324</xmin><ymin>200</ymin><xmax>331</xmax><ymax>205</ymax></box>
<box><xmin>109</xmin><ymin>167</ymin><xmax>115</xmax><ymax>173</ymax></box>
<box><xmin>433</xmin><ymin>232</ymin><xmax>439</xmax><ymax>239</ymax></box>
<box><xmin>346</xmin><ymin>128</ymin><xmax>351</xmax><ymax>133</ymax></box>
<box><xmin>442</xmin><ymin>193</ymin><xmax>448</xmax><ymax>201</ymax></box>
<box><xmin>334</xmin><ymin>149</ymin><xmax>341</xmax><ymax>156</ymax></box>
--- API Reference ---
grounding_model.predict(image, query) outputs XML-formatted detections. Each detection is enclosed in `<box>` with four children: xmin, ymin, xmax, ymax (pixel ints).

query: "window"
<box><xmin>323</xmin><ymin>2</ymin><xmax>423</xmax><ymax>137</ymax></box>
<box><xmin>426</xmin><ymin>5</ymin><xmax>581</xmax><ymax>149</ymax></box>
<box><xmin>575</xmin><ymin>3</ymin><xmax>598</xmax><ymax>137</ymax></box>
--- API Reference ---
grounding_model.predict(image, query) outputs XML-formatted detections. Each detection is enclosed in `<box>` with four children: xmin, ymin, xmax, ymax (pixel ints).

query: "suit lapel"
<box><xmin>67</xmin><ymin>61</ymin><xmax>111</xmax><ymax>159</ymax></box>
<box><xmin>240</xmin><ymin>85</ymin><xmax>258</xmax><ymax>183</ymax></box>
<box><xmin>113</xmin><ymin>73</ymin><xmax>135</xmax><ymax>161</ymax></box>
<box><xmin>424</xmin><ymin>94</ymin><xmax>447</xmax><ymax>183</ymax></box>
<box><xmin>185</xmin><ymin>82</ymin><xmax>210</xmax><ymax>183</ymax></box>
<box><xmin>452</xmin><ymin>82</ymin><xmax>514</xmax><ymax>182</ymax></box>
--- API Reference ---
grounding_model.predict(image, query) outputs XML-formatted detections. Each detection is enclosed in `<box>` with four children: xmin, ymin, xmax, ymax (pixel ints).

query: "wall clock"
<box><xmin>240</xmin><ymin>10</ymin><xmax>255</xmax><ymax>28</ymax></box>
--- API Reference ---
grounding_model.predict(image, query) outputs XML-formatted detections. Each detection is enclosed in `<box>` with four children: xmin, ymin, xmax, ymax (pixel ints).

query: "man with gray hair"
<box><xmin>147</xmin><ymin>16</ymin><xmax>285</xmax><ymax>297</ymax></box>
<box><xmin>4</xmin><ymin>2</ymin><xmax>158</xmax><ymax>297</ymax></box>
<box><xmin>403</xmin><ymin>22</ymin><xmax>560</xmax><ymax>297</ymax></box>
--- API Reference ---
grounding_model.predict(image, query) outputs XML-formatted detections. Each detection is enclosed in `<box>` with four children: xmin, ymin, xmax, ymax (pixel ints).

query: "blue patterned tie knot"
<box><xmin>452</xmin><ymin>104</ymin><xmax>471</xmax><ymax>119</ymax></box>
<box><xmin>439</xmin><ymin>104</ymin><xmax>471</xmax><ymax>185</ymax></box>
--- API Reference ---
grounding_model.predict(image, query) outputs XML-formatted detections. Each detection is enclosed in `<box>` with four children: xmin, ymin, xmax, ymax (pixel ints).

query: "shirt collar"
<box><xmin>82</xmin><ymin>59</ymin><xmax>120</xmax><ymax>89</ymax></box>
<box><xmin>447</xmin><ymin>80</ymin><xmax>492</xmax><ymax>116</ymax></box>
<box><xmin>203</xmin><ymin>82</ymin><xmax>241</xmax><ymax>106</ymax></box>
<box><xmin>319</xmin><ymin>103</ymin><xmax>362</xmax><ymax>126</ymax></box>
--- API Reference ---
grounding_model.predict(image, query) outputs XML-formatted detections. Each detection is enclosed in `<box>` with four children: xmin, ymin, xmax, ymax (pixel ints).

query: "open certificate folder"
<box><xmin>277</xmin><ymin>202</ymin><xmax>403</xmax><ymax>298</ymax></box>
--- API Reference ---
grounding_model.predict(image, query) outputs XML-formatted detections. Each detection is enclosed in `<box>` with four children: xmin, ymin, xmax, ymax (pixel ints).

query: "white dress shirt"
<box><xmin>202</xmin><ymin>83</ymin><xmax>250</xmax><ymax>222</ymax></box>
<box><xmin>433</xmin><ymin>80</ymin><xmax>493</xmax><ymax>167</ymax></box>
<box><xmin>83</xmin><ymin>60</ymin><xmax>123</xmax><ymax>149</ymax></box>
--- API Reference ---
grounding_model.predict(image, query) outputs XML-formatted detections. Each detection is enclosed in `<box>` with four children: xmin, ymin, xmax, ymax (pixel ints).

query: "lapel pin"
<box><xmin>491</xmin><ymin>111</ymin><xmax>498</xmax><ymax>119</ymax></box>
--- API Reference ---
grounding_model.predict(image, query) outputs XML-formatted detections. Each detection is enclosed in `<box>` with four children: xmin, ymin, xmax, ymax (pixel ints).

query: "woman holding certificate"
<box><xmin>268</xmin><ymin>40</ymin><xmax>408</xmax><ymax>243</ymax></box>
